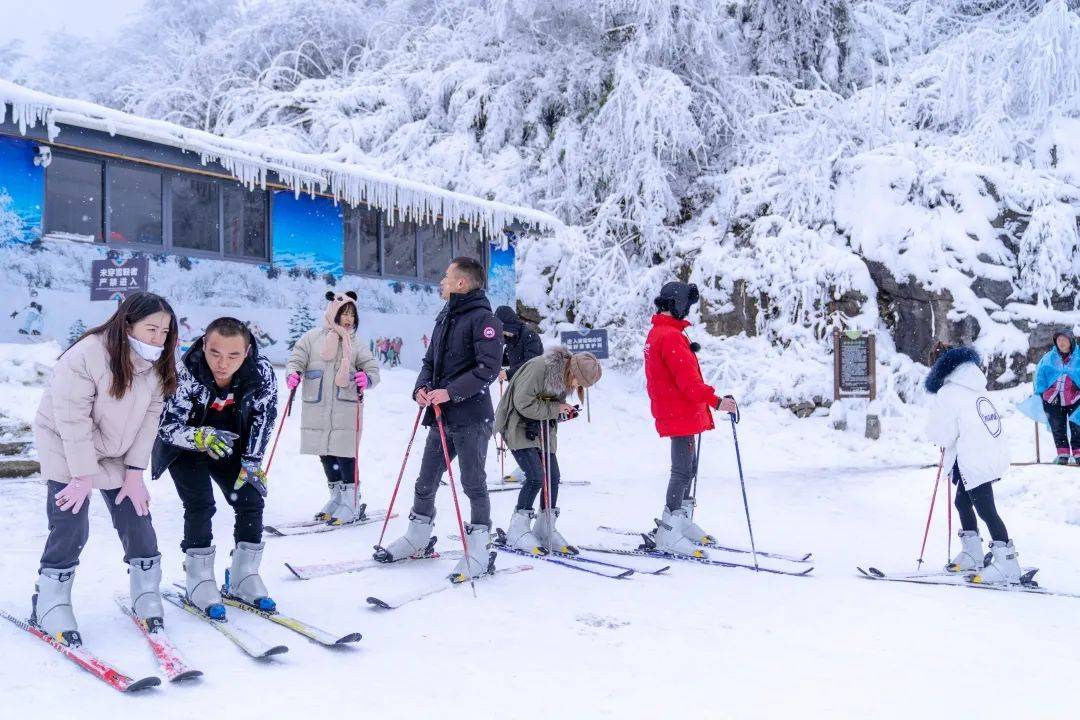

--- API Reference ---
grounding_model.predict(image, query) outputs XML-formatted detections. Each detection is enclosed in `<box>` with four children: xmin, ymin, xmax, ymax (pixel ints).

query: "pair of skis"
<box><xmin>489</xmin><ymin>528</ymin><xmax>669</xmax><ymax>579</ymax></box>
<box><xmin>264</xmin><ymin>509</ymin><xmax>392</xmax><ymax>538</ymax></box>
<box><xmin>365</xmin><ymin>565</ymin><xmax>534</xmax><ymax>610</ymax></box>
<box><xmin>856</xmin><ymin>566</ymin><xmax>1080</xmax><ymax>599</ymax></box>
<box><xmin>596</xmin><ymin>525</ymin><xmax>813</xmax><ymax>564</ymax></box>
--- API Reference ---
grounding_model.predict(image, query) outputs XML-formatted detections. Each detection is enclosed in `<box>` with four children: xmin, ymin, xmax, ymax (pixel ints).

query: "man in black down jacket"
<box><xmin>375</xmin><ymin>257</ymin><xmax>504</xmax><ymax>582</ymax></box>
<box><xmin>495</xmin><ymin>305</ymin><xmax>543</xmax><ymax>382</ymax></box>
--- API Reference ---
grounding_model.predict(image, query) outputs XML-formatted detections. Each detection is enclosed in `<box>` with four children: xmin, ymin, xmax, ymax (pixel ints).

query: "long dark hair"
<box><xmin>66</xmin><ymin>291</ymin><xmax>179</xmax><ymax>399</ymax></box>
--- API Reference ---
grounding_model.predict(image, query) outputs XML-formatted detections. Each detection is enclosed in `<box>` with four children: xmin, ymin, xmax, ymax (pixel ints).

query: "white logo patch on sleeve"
<box><xmin>483</xmin><ymin>325</ymin><xmax>497</xmax><ymax>339</ymax></box>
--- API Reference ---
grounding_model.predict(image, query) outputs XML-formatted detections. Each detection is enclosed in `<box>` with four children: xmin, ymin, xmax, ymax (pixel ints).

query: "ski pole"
<box><xmin>728</xmin><ymin>412</ymin><xmax>758</xmax><ymax>569</ymax></box>
<box><xmin>353</xmin><ymin>395</ymin><xmax>363</xmax><ymax>506</ymax></box>
<box><xmin>539</xmin><ymin>420</ymin><xmax>552</xmax><ymax>547</ymax></box>
<box><xmin>433</xmin><ymin>404</ymin><xmax>477</xmax><ymax>597</ymax></box>
<box><xmin>264</xmin><ymin>385</ymin><xmax>296</xmax><ymax>475</ymax></box>
<box><xmin>498</xmin><ymin>378</ymin><xmax>506</xmax><ymax>479</ymax></box>
<box><xmin>689</xmin><ymin>432</ymin><xmax>702</xmax><ymax>520</ymax></box>
<box><xmin>375</xmin><ymin>406</ymin><xmax>423</xmax><ymax>549</ymax></box>
<box><xmin>916</xmin><ymin>448</ymin><xmax>946</xmax><ymax>571</ymax></box>
<box><xmin>946</xmin><ymin>459</ymin><xmax>953</xmax><ymax>564</ymax></box>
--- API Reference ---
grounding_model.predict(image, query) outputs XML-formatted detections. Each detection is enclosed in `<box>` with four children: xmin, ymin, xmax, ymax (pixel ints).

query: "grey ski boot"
<box><xmin>652</xmin><ymin>507</ymin><xmax>708</xmax><ymax>557</ymax></box>
<box><xmin>227</xmin><ymin>542</ymin><xmax>276</xmax><ymax>611</ymax></box>
<box><xmin>184</xmin><ymin>546</ymin><xmax>225</xmax><ymax>620</ymax></box>
<box><xmin>450</xmin><ymin>523</ymin><xmax>495</xmax><ymax>583</ymax></box>
<box><xmin>32</xmin><ymin>566</ymin><xmax>79</xmax><ymax>645</ymax></box>
<box><xmin>374</xmin><ymin>511</ymin><xmax>435</xmax><ymax>562</ymax></box>
<box><xmin>533</xmin><ymin>507</ymin><xmax>577</xmax><ymax>555</ymax></box>
<box><xmin>128</xmin><ymin>555</ymin><xmax>165</xmax><ymax>630</ymax></box>
<box><xmin>680</xmin><ymin>500</ymin><xmax>717</xmax><ymax>545</ymax></box>
<box><xmin>971</xmin><ymin>540</ymin><xmax>1022</xmax><ymax>585</ymax></box>
<box><xmin>946</xmin><ymin>530</ymin><xmax>984</xmax><ymax>573</ymax></box>
<box><xmin>505</xmin><ymin>508</ymin><xmax>546</xmax><ymax>555</ymax></box>
<box><xmin>315</xmin><ymin>481</ymin><xmax>344</xmax><ymax>522</ymax></box>
<box><xmin>329</xmin><ymin>484</ymin><xmax>365</xmax><ymax>526</ymax></box>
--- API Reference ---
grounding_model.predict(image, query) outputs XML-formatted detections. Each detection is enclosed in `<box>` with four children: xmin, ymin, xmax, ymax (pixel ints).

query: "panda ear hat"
<box><xmin>345</xmin><ymin>290</ymin><xmax>358</xmax><ymax>301</ymax></box>
<box><xmin>325</xmin><ymin>290</ymin><xmax>336</xmax><ymax>301</ymax></box>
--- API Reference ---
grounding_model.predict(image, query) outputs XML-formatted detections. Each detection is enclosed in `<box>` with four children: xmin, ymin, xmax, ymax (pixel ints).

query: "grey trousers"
<box><xmin>666</xmin><ymin>435</ymin><xmax>698</xmax><ymax>512</ymax></box>
<box><xmin>39</xmin><ymin>480</ymin><xmax>160</xmax><ymax>571</ymax></box>
<box><xmin>411</xmin><ymin>422</ymin><xmax>492</xmax><ymax>527</ymax></box>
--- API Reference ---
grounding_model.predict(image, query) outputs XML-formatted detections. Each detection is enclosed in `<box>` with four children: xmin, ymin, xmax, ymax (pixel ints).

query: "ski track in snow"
<box><xmin>1</xmin><ymin>360</ymin><xmax>1078</xmax><ymax>718</ymax></box>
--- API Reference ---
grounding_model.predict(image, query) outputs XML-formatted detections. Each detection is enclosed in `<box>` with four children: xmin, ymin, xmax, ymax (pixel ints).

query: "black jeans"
<box><xmin>512</xmin><ymin>447</ymin><xmax>561</xmax><ymax>511</ymax></box>
<box><xmin>952</xmin><ymin>464</ymin><xmax>1008</xmax><ymax>543</ymax></box>
<box><xmin>411</xmin><ymin>422</ymin><xmax>491</xmax><ymax>526</ymax></box>
<box><xmin>1043</xmin><ymin>400</ymin><xmax>1080</xmax><ymax>457</ymax></box>
<box><xmin>666</xmin><ymin>435</ymin><xmax>698</xmax><ymax>512</ymax></box>
<box><xmin>168</xmin><ymin>451</ymin><xmax>264</xmax><ymax>551</ymax></box>
<box><xmin>320</xmin><ymin>455</ymin><xmax>356</xmax><ymax>486</ymax></box>
<box><xmin>39</xmin><ymin>480</ymin><xmax>159</xmax><ymax>571</ymax></box>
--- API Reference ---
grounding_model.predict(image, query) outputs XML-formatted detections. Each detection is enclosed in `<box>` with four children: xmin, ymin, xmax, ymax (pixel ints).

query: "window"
<box><xmin>44</xmin><ymin>155</ymin><xmax>102</xmax><ymax>240</ymax></box>
<box><xmin>171</xmin><ymin>175</ymin><xmax>220</xmax><ymax>252</ymax></box>
<box><xmin>107</xmin><ymin>164</ymin><xmax>162</xmax><ymax>245</ymax></box>
<box><xmin>419</xmin><ymin>224</ymin><xmax>452</xmax><ymax>283</ymax></box>
<box><xmin>223</xmin><ymin>184</ymin><xmax>267</xmax><ymax>259</ymax></box>
<box><xmin>344</xmin><ymin>205</ymin><xmax>380</xmax><ymax>274</ymax></box>
<box><xmin>454</xmin><ymin>225</ymin><xmax>486</xmax><ymax>265</ymax></box>
<box><xmin>383</xmin><ymin>218</ymin><xmax>417</xmax><ymax>277</ymax></box>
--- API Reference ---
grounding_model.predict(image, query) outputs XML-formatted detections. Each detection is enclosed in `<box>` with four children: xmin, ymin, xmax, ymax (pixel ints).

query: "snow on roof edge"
<box><xmin>0</xmin><ymin>79</ymin><xmax>566</xmax><ymax>238</ymax></box>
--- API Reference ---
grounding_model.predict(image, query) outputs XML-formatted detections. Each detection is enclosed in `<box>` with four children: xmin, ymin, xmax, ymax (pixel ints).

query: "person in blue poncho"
<box><xmin>1035</xmin><ymin>331</ymin><xmax>1080</xmax><ymax>465</ymax></box>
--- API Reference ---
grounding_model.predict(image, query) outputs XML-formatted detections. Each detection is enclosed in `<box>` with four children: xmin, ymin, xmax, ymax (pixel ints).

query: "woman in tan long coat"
<box><xmin>32</xmin><ymin>291</ymin><xmax>178</xmax><ymax>646</ymax></box>
<box><xmin>286</xmin><ymin>291</ymin><xmax>380</xmax><ymax>525</ymax></box>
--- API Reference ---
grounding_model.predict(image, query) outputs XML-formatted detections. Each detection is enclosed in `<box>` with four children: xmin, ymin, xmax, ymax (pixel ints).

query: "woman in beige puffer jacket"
<box><xmin>32</xmin><ymin>291</ymin><xmax>179</xmax><ymax>644</ymax></box>
<box><xmin>286</xmin><ymin>290</ymin><xmax>380</xmax><ymax>525</ymax></box>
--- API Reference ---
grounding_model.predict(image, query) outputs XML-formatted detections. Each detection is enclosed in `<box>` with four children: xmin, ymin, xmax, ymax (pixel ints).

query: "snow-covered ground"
<box><xmin>1</xmin><ymin>343</ymin><xmax>1078</xmax><ymax>719</ymax></box>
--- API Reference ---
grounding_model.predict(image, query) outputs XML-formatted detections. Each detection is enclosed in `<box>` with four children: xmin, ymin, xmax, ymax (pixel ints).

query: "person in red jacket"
<box><xmin>644</xmin><ymin>281</ymin><xmax>738</xmax><ymax>556</ymax></box>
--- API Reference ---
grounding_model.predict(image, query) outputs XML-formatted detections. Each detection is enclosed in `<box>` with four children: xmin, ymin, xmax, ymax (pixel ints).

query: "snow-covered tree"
<box><xmin>287</xmin><ymin>304</ymin><xmax>315</xmax><ymax>350</ymax></box>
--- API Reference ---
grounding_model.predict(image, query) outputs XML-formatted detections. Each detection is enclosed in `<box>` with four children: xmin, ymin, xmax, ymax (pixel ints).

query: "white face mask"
<box><xmin>129</xmin><ymin>335</ymin><xmax>164</xmax><ymax>363</ymax></box>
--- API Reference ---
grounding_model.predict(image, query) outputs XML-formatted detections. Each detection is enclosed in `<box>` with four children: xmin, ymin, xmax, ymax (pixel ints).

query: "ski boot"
<box><xmin>329</xmin><ymin>485</ymin><xmax>365</xmax><ymax>526</ymax></box>
<box><xmin>315</xmin><ymin>481</ymin><xmax>344</xmax><ymax>522</ymax></box>
<box><xmin>128</xmin><ymin>555</ymin><xmax>165</xmax><ymax>631</ymax></box>
<box><xmin>652</xmin><ymin>507</ymin><xmax>707</xmax><ymax>558</ymax></box>
<box><xmin>32</xmin><ymin>566</ymin><xmax>80</xmax><ymax>645</ymax></box>
<box><xmin>450</xmin><ymin>523</ymin><xmax>496</xmax><ymax>583</ymax></box>
<box><xmin>679</xmin><ymin>499</ymin><xmax>717</xmax><ymax>545</ymax></box>
<box><xmin>184</xmin><ymin>546</ymin><xmax>226</xmax><ymax>620</ymax></box>
<box><xmin>226</xmin><ymin>542</ymin><xmax>276</xmax><ymax>612</ymax></box>
<box><xmin>374</xmin><ymin>511</ymin><xmax>434</xmax><ymax>563</ymax></box>
<box><xmin>504</xmin><ymin>508</ymin><xmax>546</xmax><ymax>555</ymax></box>
<box><xmin>970</xmin><ymin>540</ymin><xmax>1022</xmax><ymax>585</ymax></box>
<box><xmin>1056</xmin><ymin>455</ymin><xmax>1070</xmax><ymax>466</ymax></box>
<box><xmin>533</xmin><ymin>507</ymin><xmax>577</xmax><ymax>555</ymax></box>
<box><xmin>945</xmin><ymin>530</ymin><xmax>983</xmax><ymax>573</ymax></box>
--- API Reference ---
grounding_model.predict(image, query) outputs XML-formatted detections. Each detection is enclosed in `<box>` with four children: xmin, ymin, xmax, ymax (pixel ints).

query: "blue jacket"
<box><xmin>1034</xmin><ymin>333</ymin><xmax>1080</xmax><ymax>396</ymax></box>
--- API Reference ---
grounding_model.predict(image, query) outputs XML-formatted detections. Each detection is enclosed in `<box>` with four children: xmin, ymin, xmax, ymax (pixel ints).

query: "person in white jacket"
<box><xmin>924</xmin><ymin>346</ymin><xmax>1021</xmax><ymax>584</ymax></box>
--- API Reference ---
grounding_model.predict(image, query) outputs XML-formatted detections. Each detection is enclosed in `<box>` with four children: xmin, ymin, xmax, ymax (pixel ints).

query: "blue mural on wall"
<box><xmin>488</xmin><ymin>234</ymin><xmax>516</xmax><ymax>308</ymax></box>
<box><xmin>271</xmin><ymin>190</ymin><xmax>344</xmax><ymax>275</ymax></box>
<box><xmin>0</xmin><ymin>134</ymin><xmax>43</xmax><ymax>244</ymax></box>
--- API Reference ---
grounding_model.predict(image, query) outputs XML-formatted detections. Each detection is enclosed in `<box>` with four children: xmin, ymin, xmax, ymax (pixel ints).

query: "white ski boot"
<box><xmin>184</xmin><ymin>546</ymin><xmax>225</xmax><ymax>620</ymax></box>
<box><xmin>678</xmin><ymin>500</ymin><xmax>717</xmax><ymax>545</ymax></box>
<box><xmin>946</xmin><ymin>530</ymin><xmax>984</xmax><ymax>573</ymax></box>
<box><xmin>374</xmin><ymin>511</ymin><xmax>434</xmax><ymax>562</ymax></box>
<box><xmin>32</xmin><ymin>566</ymin><xmax>79</xmax><ymax>645</ymax></box>
<box><xmin>505</xmin><ymin>508</ymin><xmax>546</xmax><ymax>555</ymax></box>
<box><xmin>315</xmin><ymin>481</ymin><xmax>344</xmax><ymax>522</ymax></box>
<box><xmin>227</xmin><ymin>542</ymin><xmax>276</xmax><ymax>611</ymax></box>
<box><xmin>450</xmin><ymin>523</ymin><xmax>495</xmax><ymax>583</ymax></box>
<box><xmin>653</xmin><ymin>507</ymin><xmax>707</xmax><ymax>557</ymax></box>
<box><xmin>970</xmin><ymin>540</ymin><xmax>1022</xmax><ymax>585</ymax></box>
<box><xmin>533</xmin><ymin>507</ymin><xmax>577</xmax><ymax>554</ymax></box>
<box><xmin>329</xmin><ymin>484</ymin><xmax>365</xmax><ymax>526</ymax></box>
<box><xmin>128</xmin><ymin>555</ymin><xmax>165</xmax><ymax>630</ymax></box>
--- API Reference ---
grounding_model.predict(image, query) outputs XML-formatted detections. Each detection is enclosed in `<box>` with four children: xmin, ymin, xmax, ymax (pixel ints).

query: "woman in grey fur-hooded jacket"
<box><xmin>494</xmin><ymin>346</ymin><xmax>601</xmax><ymax>555</ymax></box>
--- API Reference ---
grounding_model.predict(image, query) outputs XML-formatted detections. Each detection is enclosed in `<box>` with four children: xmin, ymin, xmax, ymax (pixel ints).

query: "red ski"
<box><xmin>115</xmin><ymin>596</ymin><xmax>202</xmax><ymax>682</ymax></box>
<box><xmin>0</xmin><ymin>606</ymin><xmax>161</xmax><ymax>692</ymax></box>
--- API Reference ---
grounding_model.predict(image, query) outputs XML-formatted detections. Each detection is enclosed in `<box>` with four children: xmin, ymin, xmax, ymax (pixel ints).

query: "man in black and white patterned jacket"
<box><xmin>152</xmin><ymin>317</ymin><xmax>279</xmax><ymax>619</ymax></box>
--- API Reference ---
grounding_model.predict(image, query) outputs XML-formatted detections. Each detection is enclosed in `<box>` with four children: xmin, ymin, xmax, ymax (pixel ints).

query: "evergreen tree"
<box><xmin>287</xmin><ymin>304</ymin><xmax>315</xmax><ymax>350</ymax></box>
<box><xmin>67</xmin><ymin>319</ymin><xmax>87</xmax><ymax>347</ymax></box>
